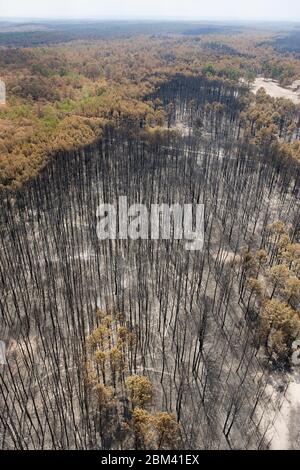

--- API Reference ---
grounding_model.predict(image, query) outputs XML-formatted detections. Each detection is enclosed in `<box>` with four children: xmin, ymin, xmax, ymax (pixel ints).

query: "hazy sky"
<box><xmin>1</xmin><ymin>0</ymin><xmax>300</xmax><ymax>21</ymax></box>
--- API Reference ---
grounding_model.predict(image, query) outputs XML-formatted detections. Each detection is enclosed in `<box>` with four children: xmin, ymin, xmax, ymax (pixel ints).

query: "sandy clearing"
<box><xmin>252</xmin><ymin>78</ymin><xmax>300</xmax><ymax>104</ymax></box>
<box><xmin>271</xmin><ymin>372</ymin><xmax>300</xmax><ymax>449</ymax></box>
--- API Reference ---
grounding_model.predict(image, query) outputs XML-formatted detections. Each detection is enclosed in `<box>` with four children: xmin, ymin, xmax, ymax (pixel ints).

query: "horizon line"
<box><xmin>1</xmin><ymin>16</ymin><xmax>300</xmax><ymax>23</ymax></box>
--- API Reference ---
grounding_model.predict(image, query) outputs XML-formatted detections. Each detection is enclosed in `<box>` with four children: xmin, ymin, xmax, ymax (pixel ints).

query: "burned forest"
<box><xmin>1</xmin><ymin>73</ymin><xmax>300</xmax><ymax>450</ymax></box>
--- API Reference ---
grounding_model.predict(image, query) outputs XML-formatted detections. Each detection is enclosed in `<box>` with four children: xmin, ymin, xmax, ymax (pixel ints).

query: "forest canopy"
<box><xmin>0</xmin><ymin>21</ymin><xmax>300</xmax><ymax>188</ymax></box>
<box><xmin>1</xmin><ymin>19</ymin><xmax>300</xmax><ymax>451</ymax></box>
